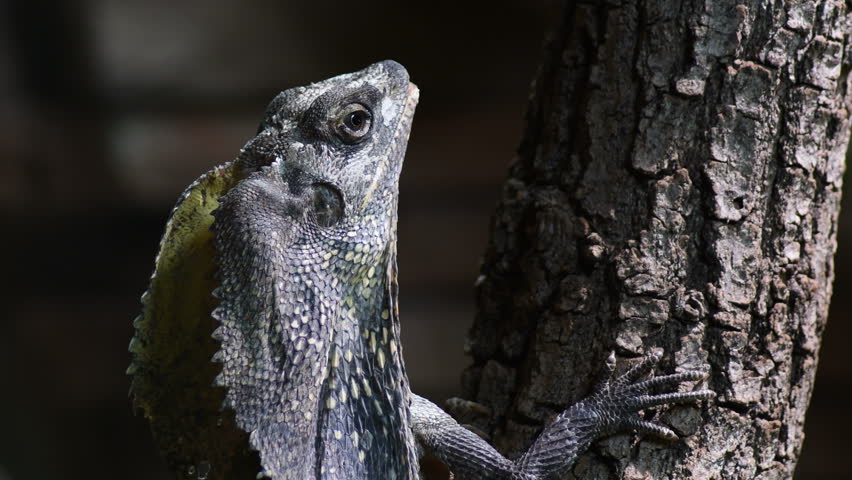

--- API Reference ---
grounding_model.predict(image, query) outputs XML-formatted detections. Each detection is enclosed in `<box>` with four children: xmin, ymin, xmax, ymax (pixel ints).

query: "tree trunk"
<box><xmin>461</xmin><ymin>1</ymin><xmax>850</xmax><ymax>478</ymax></box>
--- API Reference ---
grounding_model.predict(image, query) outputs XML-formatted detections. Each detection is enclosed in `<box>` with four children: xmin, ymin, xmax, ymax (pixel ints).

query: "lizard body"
<box><xmin>129</xmin><ymin>61</ymin><xmax>713</xmax><ymax>480</ymax></box>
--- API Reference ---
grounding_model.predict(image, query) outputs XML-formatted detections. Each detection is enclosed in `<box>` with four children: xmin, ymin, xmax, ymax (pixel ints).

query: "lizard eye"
<box><xmin>336</xmin><ymin>104</ymin><xmax>372</xmax><ymax>143</ymax></box>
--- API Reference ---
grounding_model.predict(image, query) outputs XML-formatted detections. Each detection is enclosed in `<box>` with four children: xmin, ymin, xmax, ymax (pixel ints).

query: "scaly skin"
<box><xmin>129</xmin><ymin>61</ymin><xmax>714</xmax><ymax>480</ymax></box>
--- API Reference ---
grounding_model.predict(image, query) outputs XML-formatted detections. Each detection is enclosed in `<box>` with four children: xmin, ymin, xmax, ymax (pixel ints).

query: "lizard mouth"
<box><xmin>356</xmin><ymin>81</ymin><xmax>419</xmax><ymax>211</ymax></box>
<box><xmin>406</xmin><ymin>82</ymin><xmax>420</xmax><ymax>109</ymax></box>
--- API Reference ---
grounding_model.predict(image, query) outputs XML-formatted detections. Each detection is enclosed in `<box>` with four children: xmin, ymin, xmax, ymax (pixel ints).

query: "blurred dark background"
<box><xmin>0</xmin><ymin>1</ymin><xmax>847</xmax><ymax>479</ymax></box>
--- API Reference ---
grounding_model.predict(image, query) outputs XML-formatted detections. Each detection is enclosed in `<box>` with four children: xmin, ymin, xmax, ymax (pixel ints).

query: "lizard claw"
<box><xmin>622</xmin><ymin>417</ymin><xmax>679</xmax><ymax>441</ymax></box>
<box><xmin>612</xmin><ymin>352</ymin><xmax>662</xmax><ymax>388</ymax></box>
<box><xmin>593</xmin><ymin>351</ymin><xmax>618</xmax><ymax>394</ymax></box>
<box><xmin>586</xmin><ymin>354</ymin><xmax>714</xmax><ymax>437</ymax></box>
<box><xmin>464</xmin><ymin>353</ymin><xmax>714</xmax><ymax>479</ymax></box>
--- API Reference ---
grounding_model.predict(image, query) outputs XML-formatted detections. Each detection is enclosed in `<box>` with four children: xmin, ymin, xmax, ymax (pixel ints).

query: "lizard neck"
<box><xmin>212</xmin><ymin>202</ymin><xmax>419</xmax><ymax>479</ymax></box>
<box><xmin>310</xmin><ymin>209</ymin><xmax>417</xmax><ymax>478</ymax></box>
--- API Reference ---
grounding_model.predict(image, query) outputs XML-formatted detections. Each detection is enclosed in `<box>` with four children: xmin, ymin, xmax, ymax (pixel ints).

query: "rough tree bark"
<box><xmin>460</xmin><ymin>1</ymin><xmax>850</xmax><ymax>478</ymax></box>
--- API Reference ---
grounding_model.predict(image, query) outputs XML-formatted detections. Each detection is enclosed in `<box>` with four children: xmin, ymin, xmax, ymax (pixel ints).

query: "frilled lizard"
<box><xmin>128</xmin><ymin>60</ymin><xmax>714</xmax><ymax>480</ymax></box>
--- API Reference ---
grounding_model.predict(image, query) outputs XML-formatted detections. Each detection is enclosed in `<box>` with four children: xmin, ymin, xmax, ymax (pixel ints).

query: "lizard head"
<box><xmin>237</xmin><ymin>59</ymin><xmax>419</xmax><ymax>229</ymax></box>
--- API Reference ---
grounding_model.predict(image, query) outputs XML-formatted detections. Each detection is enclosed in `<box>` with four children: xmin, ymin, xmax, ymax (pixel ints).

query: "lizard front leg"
<box><xmin>411</xmin><ymin>353</ymin><xmax>714</xmax><ymax>479</ymax></box>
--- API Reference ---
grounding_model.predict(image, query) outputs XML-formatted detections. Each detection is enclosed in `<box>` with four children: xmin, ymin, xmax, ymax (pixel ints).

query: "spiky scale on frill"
<box><xmin>127</xmin><ymin>161</ymin><xmax>260</xmax><ymax>479</ymax></box>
